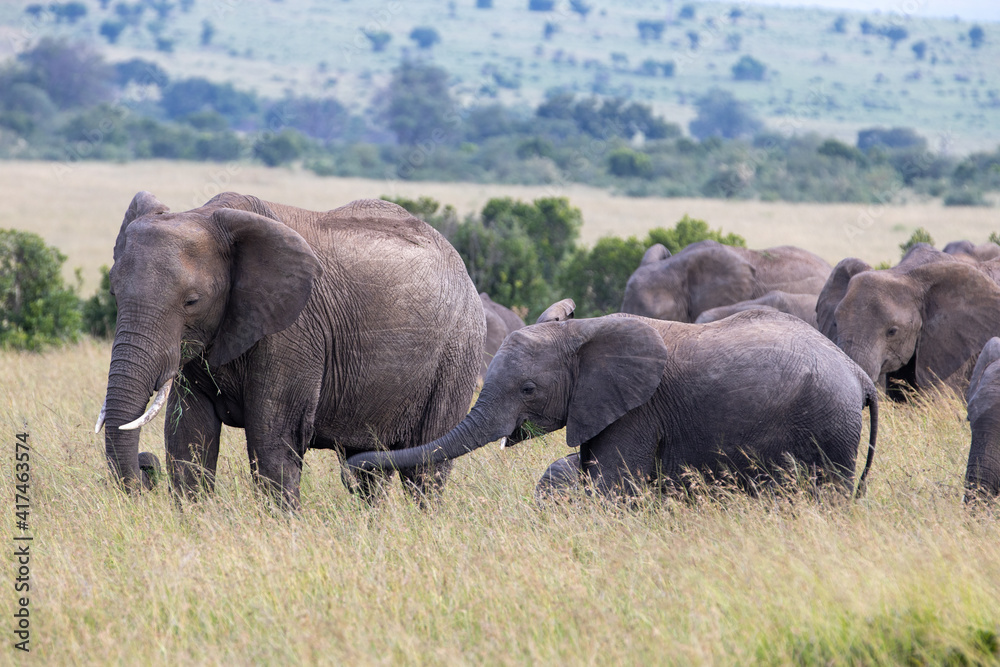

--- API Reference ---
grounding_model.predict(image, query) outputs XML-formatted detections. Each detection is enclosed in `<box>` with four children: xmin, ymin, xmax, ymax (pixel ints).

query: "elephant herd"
<box><xmin>95</xmin><ymin>192</ymin><xmax>998</xmax><ymax>509</ymax></box>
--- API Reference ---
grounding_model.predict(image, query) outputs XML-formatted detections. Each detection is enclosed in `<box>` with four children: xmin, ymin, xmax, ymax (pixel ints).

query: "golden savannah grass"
<box><xmin>1</xmin><ymin>338</ymin><xmax>998</xmax><ymax>665</ymax></box>
<box><xmin>0</xmin><ymin>160</ymin><xmax>997</xmax><ymax>293</ymax></box>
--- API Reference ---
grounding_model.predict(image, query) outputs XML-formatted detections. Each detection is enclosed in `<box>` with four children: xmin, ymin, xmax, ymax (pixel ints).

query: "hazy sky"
<box><xmin>704</xmin><ymin>0</ymin><xmax>1000</xmax><ymax>22</ymax></box>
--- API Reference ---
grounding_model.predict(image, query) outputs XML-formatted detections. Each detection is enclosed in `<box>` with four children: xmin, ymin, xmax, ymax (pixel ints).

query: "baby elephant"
<box><xmin>694</xmin><ymin>290</ymin><xmax>819</xmax><ymax>329</ymax></box>
<box><xmin>965</xmin><ymin>338</ymin><xmax>1000</xmax><ymax>501</ymax></box>
<box><xmin>348</xmin><ymin>308</ymin><xmax>878</xmax><ymax>500</ymax></box>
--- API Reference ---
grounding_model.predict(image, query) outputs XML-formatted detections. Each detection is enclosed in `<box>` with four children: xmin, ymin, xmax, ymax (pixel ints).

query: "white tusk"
<box><xmin>94</xmin><ymin>398</ymin><xmax>107</xmax><ymax>434</ymax></box>
<box><xmin>119</xmin><ymin>378</ymin><xmax>173</xmax><ymax>431</ymax></box>
<box><xmin>500</xmin><ymin>437</ymin><xmax>508</xmax><ymax>449</ymax></box>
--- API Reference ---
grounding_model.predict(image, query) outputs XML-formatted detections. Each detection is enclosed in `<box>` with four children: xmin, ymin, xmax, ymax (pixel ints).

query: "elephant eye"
<box><xmin>887</xmin><ymin>326</ymin><xmax>898</xmax><ymax>337</ymax></box>
<box><xmin>521</xmin><ymin>382</ymin><xmax>536</xmax><ymax>396</ymax></box>
<box><xmin>184</xmin><ymin>296</ymin><xmax>200</xmax><ymax>308</ymax></box>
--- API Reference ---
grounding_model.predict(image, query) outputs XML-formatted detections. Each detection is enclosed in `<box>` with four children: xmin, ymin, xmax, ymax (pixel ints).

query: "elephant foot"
<box><xmin>535</xmin><ymin>454</ymin><xmax>583</xmax><ymax>503</ymax></box>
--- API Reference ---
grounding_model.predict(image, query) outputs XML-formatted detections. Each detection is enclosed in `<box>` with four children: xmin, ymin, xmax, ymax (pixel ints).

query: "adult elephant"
<box><xmin>95</xmin><ymin>191</ymin><xmax>485</xmax><ymax>508</ymax></box>
<box><xmin>965</xmin><ymin>338</ymin><xmax>1000</xmax><ymax>501</ymax></box>
<box><xmin>816</xmin><ymin>248</ymin><xmax>1000</xmax><ymax>397</ymax></box>
<box><xmin>479</xmin><ymin>293</ymin><xmax>525</xmax><ymax>382</ymax></box>
<box><xmin>348</xmin><ymin>308</ymin><xmax>878</xmax><ymax>500</ymax></box>
<box><xmin>944</xmin><ymin>240</ymin><xmax>1000</xmax><ymax>263</ymax></box>
<box><xmin>621</xmin><ymin>240</ymin><xmax>831</xmax><ymax>322</ymax></box>
<box><xmin>694</xmin><ymin>290</ymin><xmax>818</xmax><ymax>329</ymax></box>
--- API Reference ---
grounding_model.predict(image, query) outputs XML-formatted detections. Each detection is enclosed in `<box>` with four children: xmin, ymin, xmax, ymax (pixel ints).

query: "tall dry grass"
<box><xmin>1</xmin><ymin>339</ymin><xmax>997</xmax><ymax>665</ymax></box>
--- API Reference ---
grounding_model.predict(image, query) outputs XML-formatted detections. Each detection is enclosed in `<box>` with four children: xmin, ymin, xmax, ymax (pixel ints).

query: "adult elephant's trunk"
<box><xmin>838</xmin><ymin>338</ymin><xmax>882</xmax><ymax>387</ymax></box>
<box><xmin>966</xmin><ymin>415</ymin><xmax>1000</xmax><ymax>501</ymax></box>
<box><xmin>347</xmin><ymin>403</ymin><xmax>511</xmax><ymax>475</ymax></box>
<box><xmin>98</xmin><ymin>319</ymin><xmax>179</xmax><ymax>490</ymax></box>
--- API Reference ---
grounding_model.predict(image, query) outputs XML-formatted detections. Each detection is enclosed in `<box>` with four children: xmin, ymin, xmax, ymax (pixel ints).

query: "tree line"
<box><xmin>0</xmin><ymin>38</ymin><xmax>997</xmax><ymax>206</ymax></box>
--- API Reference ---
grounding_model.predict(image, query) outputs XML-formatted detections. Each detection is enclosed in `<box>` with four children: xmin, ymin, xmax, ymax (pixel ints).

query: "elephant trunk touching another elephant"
<box><xmin>348</xmin><ymin>308</ymin><xmax>878</xmax><ymax>501</ymax></box>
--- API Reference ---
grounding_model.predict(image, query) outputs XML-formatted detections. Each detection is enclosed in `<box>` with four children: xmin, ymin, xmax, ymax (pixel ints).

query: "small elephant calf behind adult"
<box><xmin>349</xmin><ymin>308</ymin><xmax>879</xmax><ymax>501</ymax></box>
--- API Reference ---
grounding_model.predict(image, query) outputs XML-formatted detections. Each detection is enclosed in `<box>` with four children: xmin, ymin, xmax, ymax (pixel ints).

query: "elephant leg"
<box><xmin>164</xmin><ymin>383</ymin><xmax>222</xmax><ymax>500</ymax></box>
<box><xmin>581</xmin><ymin>419</ymin><xmax>659</xmax><ymax>501</ymax></box>
<box><xmin>535</xmin><ymin>453</ymin><xmax>582</xmax><ymax>501</ymax></box>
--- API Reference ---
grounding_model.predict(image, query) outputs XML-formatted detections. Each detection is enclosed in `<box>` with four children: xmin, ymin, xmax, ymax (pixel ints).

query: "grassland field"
<box><xmin>0</xmin><ymin>159</ymin><xmax>999</xmax><ymax>664</ymax></box>
<box><xmin>2</xmin><ymin>159</ymin><xmax>999</xmax><ymax>293</ymax></box>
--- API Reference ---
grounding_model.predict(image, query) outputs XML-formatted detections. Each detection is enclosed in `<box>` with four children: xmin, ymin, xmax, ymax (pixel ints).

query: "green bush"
<box><xmin>899</xmin><ymin>227</ymin><xmax>934</xmax><ymax>256</ymax></box>
<box><xmin>82</xmin><ymin>265</ymin><xmax>116</xmax><ymax>338</ymax></box>
<box><xmin>0</xmin><ymin>230</ymin><xmax>81</xmax><ymax>350</ymax></box>
<box><xmin>647</xmin><ymin>215</ymin><xmax>747</xmax><ymax>254</ymax></box>
<box><xmin>608</xmin><ymin>148</ymin><xmax>652</xmax><ymax>178</ymax></box>
<box><xmin>559</xmin><ymin>236</ymin><xmax>646</xmax><ymax>317</ymax></box>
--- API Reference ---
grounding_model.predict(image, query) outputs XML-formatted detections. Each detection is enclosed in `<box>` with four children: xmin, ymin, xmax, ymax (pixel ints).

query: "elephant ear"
<box><xmin>968</xmin><ymin>337</ymin><xmax>1000</xmax><ymax>401</ymax></box>
<box><xmin>566</xmin><ymin>317</ymin><xmax>668</xmax><ymax>448</ymax></box>
<box><xmin>915</xmin><ymin>262</ymin><xmax>1000</xmax><ymax>391</ymax></box>
<box><xmin>685</xmin><ymin>245</ymin><xmax>756</xmax><ymax>318</ymax></box>
<box><xmin>816</xmin><ymin>257</ymin><xmax>871</xmax><ymax>341</ymax></box>
<box><xmin>209</xmin><ymin>208</ymin><xmax>323</xmax><ymax>366</ymax></box>
<box><xmin>114</xmin><ymin>191</ymin><xmax>169</xmax><ymax>263</ymax></box>
<box><xmin>640</xmin><ymin>243</ymin><xmax>671</xmax><ymax>266</ymax></box>
<box><xmin>536</xmin><ymin>298</ymin><xmax>576</xmax><ymax>324</ymax></box>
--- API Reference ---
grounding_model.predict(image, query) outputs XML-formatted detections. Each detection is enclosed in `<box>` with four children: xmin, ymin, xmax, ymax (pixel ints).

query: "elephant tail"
<box><xmin>854</xmin><ymin>384</ymin><xmax>879</xmax><ymax>499</ymax></box>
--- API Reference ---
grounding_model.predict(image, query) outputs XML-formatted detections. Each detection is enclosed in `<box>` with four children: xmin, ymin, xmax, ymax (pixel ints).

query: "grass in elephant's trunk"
<box><xmin>4</xmin><ymin>339</ymin><xmax>999</xmax><ymax>665</ymax></box>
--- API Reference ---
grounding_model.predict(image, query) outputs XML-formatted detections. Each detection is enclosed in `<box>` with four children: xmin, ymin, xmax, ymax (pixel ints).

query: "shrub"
<box><xmin>82</xmin><ymin>265</ymin><xmax>116</xmax><ymax>338</ymax></box>
<box><xmin>0</xmin><ymin>230</ymin><xmax>81</xmax><ymax>350</ymax></box>
<box><xmin>608</xmin><ymin>147</ymin><xmax>652</xmax><ymax>178</ymax></box>
<box><xmin>899</xmin><ymin>227</ymin><xmax>934</xmax><ymax>256</ymax></box>
<box><xmin>689</xmin><ymin>88</ymin><xmax>763</xmax><ymax>140</ymax></box>
<box><xmin>528</xmin><ymin>0</ymin><xmax>555</xmax><ymax>10</ymax></box>
<box><xmin>646</xmin><ymin>215</ymin><xmax>746</xmax><ymax>254</ymax></box>
<box><xmin>253</xmin><ymin>129</ymin><xmax>308</xmax><ymax>166</ymax></box>
<box><xmin>409</xmin><ymin>27</ymin><xmax>441</xmax><ymax>49</ymax></box>
<box><xmin>559</xmin><ymin>236</ymin><xmax>647</xmax><ymax>317</ymax></box>
<box><xmin>731</xmin><ymin>55</ymin><xmax>766</xmax><ymax>81</ymax></box>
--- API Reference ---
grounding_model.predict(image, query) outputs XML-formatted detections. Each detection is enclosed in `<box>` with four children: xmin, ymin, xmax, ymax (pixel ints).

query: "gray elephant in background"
<box><xmin>944</xmin><ymin>240</ymin><xmax>1000</xmax><ymax>263</ymax></box>
<box><xmin>480</xmin><ymin>293</ymin><xmax>525</xmax><ymax>382</ymax></box>
<box><xmin>96</xmin><ymin>191</ymin><xmax>484</xmax><ymax>508</ymax></box>
<box><xmin>348</xmin><ymin>306</ymin><xmax>878</xmax><ymax>501</ymax></box>
<box><xmin>816</xmin><ymin>245</ymin><xmax>1000</xmax><ymax>399</ymax></box>
<box><xmin>695</xmin><ymin>290</ymin><xmax>819</xmax><ymax>329</ymax></box>
<box><xmin>621</xmin><ymin>240</ymin><xmax>831</xmax><ymax>322</ymax></box>
<box><xmin>965</xmin><ymin>337</ymin><xmax>1000</xmax><ymax>501</ymax></box>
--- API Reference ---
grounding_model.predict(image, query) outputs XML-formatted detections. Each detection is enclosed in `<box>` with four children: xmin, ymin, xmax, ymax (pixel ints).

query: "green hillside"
<box><xmin>1</xmin><ymin>0</ymin><xmax>996</xmax><ymax>152</ymax></box>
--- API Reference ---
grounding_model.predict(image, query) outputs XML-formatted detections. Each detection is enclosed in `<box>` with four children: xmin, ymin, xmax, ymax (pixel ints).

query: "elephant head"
<box><xmin>97</xmin><ymin>191</ymin><xmax>322</xmax><ymax>490</ymax></box>
<box><xmin>831</xmin><ymin>260</ymin><xmax>1000</xmax><ymax>393</ymax></box>
<box><xmin>346</xmin><ymin>313</ymin><xmax>668</xmax><ymax>475</ymax></box>
<box><xmin>621</xmin><ymin>240</ymin><xmax>756</xmax><ymax>321</ymax></box>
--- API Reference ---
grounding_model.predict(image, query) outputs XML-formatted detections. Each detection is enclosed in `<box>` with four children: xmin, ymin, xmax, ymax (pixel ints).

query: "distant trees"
<box><xmin>731</xmin><ymin>55</ymin><xmax>766</xmax><ymax>81</ymax></box>
<box><xmin>678</xmin><ymin>4</ymin><xmax>695</xmax><ymax>20</ymax></box>
<box><xmin>409</xmin><ymin>27</ymin><xmax>441</xmax><ymax>50</ymax></box>
<box><xmin>688</xmin><ymin>88</ymin><xmax>762</xmax><ymax>140</ymax></box>
<box><xmin>161</xmin><ymin>77</ymin><xmax>259</xmax><ymax>125</ymax></box>
<box><xmin>857</xmin><ymin>127</ymin><xmax>926</xmax><ymax>152</ymax></box>
<box><xmin>970</xmin><ymin>25</ymin><xmax>985</xmax><ymax>48</ymax></box>
<box><xmin>365</xmin><ymin>30</ymin><xmax>392</xmax><ymax>52</ymax></box>
<box><xmin>528</xmin><ymin>0</ymin><xmax>555</xmax><ymax>10</ymax></box>
<box><xmin>637</xmin><ymin>19</ymin><xmax>666</xmax><ymax>42</ymax></box>
<box><xmin>911</xmin><ymin>40</ymin><xmax>927</xmax><ymax>60</ymax></box>
<box><xmin>476</xmin><ymin>0</ymin><xmax>493</xmax><ymax>7</ymax></box>
<box><xmin>832</xmin><ymin>16</ymin><xmax>847</xmax><ymax>33</ymax></box>
<box><xmin>536</xmin><ymin>92</ymin><xmax>680</xmax><ymax>140</ymax></box>
<box><xmin>380</xmin><ymin>61</ymin><xmax>455</xmax><ymax>146</ymax></box>
<box><xmin>201</xmin><ymin>20</ymin><xmax>216</xmax><ymax>47</ymax></box>
<box><xmin>569</xmin><ymin>0</ymin><xmax>591</xmax><ymax>21</ymax></box>
<box><xmin>16</xmin><ymin>38</ymin><xmax>112</xmax><ymax>109</ymax></box>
